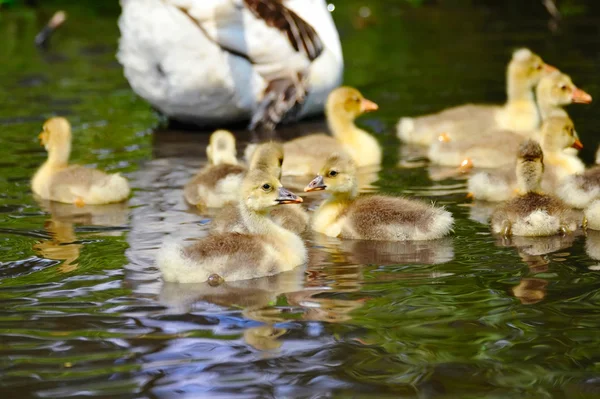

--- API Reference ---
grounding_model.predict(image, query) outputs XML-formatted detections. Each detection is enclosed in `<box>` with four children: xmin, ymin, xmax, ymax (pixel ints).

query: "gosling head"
<box><xmin>206</xmin><ymin>130</ymin><xmax>238</xmax><ymax>166</ymax></box>
<box><xmin>537</xmin><ymin>71</ymin><xmax>592</xmax><ymax>106</ymax></box>
<box><xmin>326</xmin><ymin>86</ymin><xmax>378</xmax><ymax>122</ymax></box>
<box><xmin>304</xmin><ymin>152</ymin><xmax>358</xmax><ymax>197</ymax></box>
<box><xmin>249</xmin><ymin>142</ymin><xmax>284</xmax><ymax>178</ymax></box>
<box><xmin>39</xmin><ymin>117</ymin><xmax>72</xmax><ymax>152</ymax></box>
<box><xmin>243</xmin><ymin>169</ymin><xmax>302</xmax><ymax>212</ymax></box>
<box><xmin>516</xmin><ymin>139</ymin><xmax>544</xmax><ymax>194</ymax></box>
<box><xmin>508</xmin><ymin>48</ymin><xmax>556</xmax><ymax>87</ymax></box>
<box><xmin>540</xmin><ymin>116</ymin><xmax>583</xmax><ymax>152</ymax></box>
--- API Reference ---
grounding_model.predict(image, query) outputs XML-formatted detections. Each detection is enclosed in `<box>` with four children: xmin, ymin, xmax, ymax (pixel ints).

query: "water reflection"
<box><xmin>160</xmin><ymin>268</ymin><xmax>306</xmax><ymax>351</ymax></box>
<box><xmin>33</xmin><ymin>201</ymin><xmax>129</xmax><ymax>272</ymax></box>
<box><xmin>496</xmin><ymin>234</ymin><xmax>577</xmax><ymax>304</ymax></box>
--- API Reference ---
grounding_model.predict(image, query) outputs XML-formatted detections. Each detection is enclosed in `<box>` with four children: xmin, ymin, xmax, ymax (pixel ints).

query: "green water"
<box><xmin>1</xmin><ymin>2</ymin><xmax>600</xmax><ymax>398</ymax></box>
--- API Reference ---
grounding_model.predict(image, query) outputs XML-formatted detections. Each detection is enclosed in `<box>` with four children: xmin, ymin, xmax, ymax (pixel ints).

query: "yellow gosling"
<box><xmin>183</xmin><ymin>130</ymin><xmax>246</xmax><ymax>208</ymax></box>
<box><xmin>397</xmin><ymin>48</ymin><xmax>554</xmax><ymax>145</ymax></box>
<box><xmin>279</xmin><ymin>86</ymin><xmax>381</xmax><ymax>176</ymax></box>
<box><xmin>158</xmin><ymin>169</ymin><xmax>307</xmax><ymax>283</ymax></box>
<box><xmin>31</xmin><ymin>117</ymin><xmax>130</xmax><ymax>206</ymax></box>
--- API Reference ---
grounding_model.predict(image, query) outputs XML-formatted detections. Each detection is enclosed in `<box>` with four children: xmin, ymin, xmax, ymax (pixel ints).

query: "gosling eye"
<box><xmin>560</xmin><ymin>85</ymin><xmax>568</xmax><ymax>91</ymax></box>
<box><xmin>535</xmin><ymin>64</ymin><xmax>543</xmax><ymax>70</ymax></box>
<box><xmin>353</xmin><ymin>96</ymin><xmax>360</xmax><ymax>103</ymax></box>
<box><xmin>261</xmin><ymin>183</ymin><xmax>272</xmax><ymax>191</ymax></box>
<box><xmin>278</xmin><ymin>158</ymin><xmax>283</xmax><ymax>167</ymax></box>
<box><xmin>328</xmin><ymin>170</ymin><xmax>338</xmax><ymax>177</ymax></box>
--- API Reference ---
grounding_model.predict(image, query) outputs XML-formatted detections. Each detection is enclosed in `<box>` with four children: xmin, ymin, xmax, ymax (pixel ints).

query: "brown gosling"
<box><xmin>304</xmin><ymin>152</ymin><xmax>454</xmax><ymax>240</ymax></box>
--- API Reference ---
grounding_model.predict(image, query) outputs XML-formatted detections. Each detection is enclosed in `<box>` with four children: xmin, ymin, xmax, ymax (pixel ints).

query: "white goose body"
<box><xmin>118</xmin><ymin>0</ymin><xmax>343</xmax><ymax>128</ymax></box>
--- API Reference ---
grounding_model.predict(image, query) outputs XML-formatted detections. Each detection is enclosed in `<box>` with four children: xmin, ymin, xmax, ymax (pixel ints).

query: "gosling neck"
<box><xmin>536</xmin><ymin>93</ymin><xmax>567</xmax><ymax>121</ymax></box>
<box><xmin>328</xmin><ymin>183</ymin><xmax>359</xmax><ymax>204</ymax></box>
<box><xmin>211</xmin><ymin>153</ymin><xmax>238</xmax><ymax>166</ymax></box>
<box><xmin>327</xmin><ymin>108</ymin><xmax>360</xmax><ymax>142</ymax></box>
<box><xmin>238</xmin><ymin>201</ymin><xmax>281</xmax><ymax>236</ymax></box>
<box><xmin>45</xmin><ymin>142</ymin><xmax>71</xmax><ymax>168</ymax></box>
<box><xmin>516</xmin><ymin>161</ymin><xmax>543</xmax><ymax>194</ymax></box>
<box><xmin>506</xmin><ymin>70</ymin><xmax>535</xmax><ymax>105</ymax></box>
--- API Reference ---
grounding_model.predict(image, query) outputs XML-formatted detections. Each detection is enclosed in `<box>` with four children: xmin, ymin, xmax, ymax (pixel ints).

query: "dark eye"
<box><xmin>278</xmin><ymin>158</ymin><xmax>283</xmax><ymax>167</ymax></box>
<box><xmin>560</xmin><ymin>85</ymin><xmax>568</xmax><ymax>91</ymax></box>
<box><xmin>261</xmin><ymin>183</ymin><xmax>271</xmax><ymax>191</ymax></box>
<box><xmin>328</xmin><ymin>170</ymin><xmax>338</xmax><ymax>177</ymax></box>
<box><xmin>353</xmin><ymin>96</ymin><xmax>360</xmax><ymax>103</ymax></box>
<box><xmin>536</xmin><ymin>64</ymin><xmax>542</xmax><ymax>70</ymax></box>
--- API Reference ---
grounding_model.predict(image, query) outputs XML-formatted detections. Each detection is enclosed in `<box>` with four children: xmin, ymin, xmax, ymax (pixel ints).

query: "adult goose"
<box><xmin>118</xmin><ymin>0</ymin><xmax>343</xmax><ymax>131</ymax></box>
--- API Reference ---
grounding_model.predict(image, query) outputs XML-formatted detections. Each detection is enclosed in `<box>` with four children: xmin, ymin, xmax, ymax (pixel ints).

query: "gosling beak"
<box><xmin>572</xmin><ymin>139</ymin><xmax>584</xmax><ymax>150</ymax></box>
<box><xmin>572</xmin><ymin>88</ymin><xmax>593</xmax><ymax>104</ymax></box>
<box><xmin>543</xmin><ymin>63</ymin><xmax>558</xmax><ymax>73</ymax></box>
<box><xmin>38</xmin><ymin>131</ymin><xmax>46</xmax><ymax>146</ymax></box>
<box><xmin>275</xmin><ymin>187</ymin><xmax>303</xmax><ymax>204</ymax></box>
<box><xmin>466</xmin><ymin>192</ymin><xmax>474</xmax><ymax>200</ymax></box>
<box><xmin>360</xmin><ymin>98</ymin><xmax>379</xmax><ymax>113</ymax></box>
<box><xmin>304</xmin><ymin>175</ymin><xmax>326</xmax><ymax>192</ymax></box>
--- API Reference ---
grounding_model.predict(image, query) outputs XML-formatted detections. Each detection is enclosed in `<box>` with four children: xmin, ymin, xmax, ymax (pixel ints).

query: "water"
<box><xmin>1</xmin><ymin>2</ymin><xmax>600</xmax><ymax>398</ymax></box>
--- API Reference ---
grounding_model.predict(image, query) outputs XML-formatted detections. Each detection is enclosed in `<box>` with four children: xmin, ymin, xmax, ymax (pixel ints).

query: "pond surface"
<box><xmin>1</xmin><ymin>2</ymin><xmax>600</xmax><ymax>398</ymax></box>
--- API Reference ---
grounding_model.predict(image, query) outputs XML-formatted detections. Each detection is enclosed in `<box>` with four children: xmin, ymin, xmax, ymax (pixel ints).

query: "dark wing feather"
<box><xmin>248</xmin><ymin>75</ymin><xmax>307</xmax><ymax>134</ymax></box>
<box><xmin>243</xmin><ymin>0</ymin><xmax>324</xmax><ymax>61</ymax></box>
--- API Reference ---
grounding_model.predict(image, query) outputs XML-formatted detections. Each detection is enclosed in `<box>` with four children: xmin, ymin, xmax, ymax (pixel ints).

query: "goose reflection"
<box><xmin>496</xmin><ymin>233</ymin><xmax>577</xmax><ymax>304</ymax></box>
<box><xmin>33</xmin><ymin>201</ymin><xmax>129</xmax><ymax>273</ymax></box>
<box><xmin>312</xmin><ymin>233</ymin><xmax>454</xmax><ymax>266</ymax></box>
<box><xmin>159</xmin><ymin>267</ymin><xmax>305</xmax><ymax>351</ymax></box>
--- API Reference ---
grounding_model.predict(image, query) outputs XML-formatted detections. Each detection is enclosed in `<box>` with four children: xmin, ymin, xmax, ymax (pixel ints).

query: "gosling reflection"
<box><xmin>33</xmin><ymin>201</ymin><xmax>129</xmax><ymax>273</ymax></box>
<box><xmin>34</xmin><ymin>219</ymin><xmax>81</xmax><ymax>273</ymax></box>
<box><xmin>496</xmin><ymin>234</ymin><xmax>577</xmax><ymax>304</ymax></box>
<box><xmin>38</xmin><ymin>200</ymin><xmax>129</xmax><ymax>226</ymax></box>
<box><xmin>341</xmin><ymin>237</ymin><xmax>454</xmax><ymax>265</ymax></box>
<box><xmin>312</xmin><ymin>233</ymin><xmax>454</xmax><ymax>266</ymax></box>
<box><xmin>159</xmin><ymin>267</ymin><xmax>305</xmax><ymax>351</ymax></box>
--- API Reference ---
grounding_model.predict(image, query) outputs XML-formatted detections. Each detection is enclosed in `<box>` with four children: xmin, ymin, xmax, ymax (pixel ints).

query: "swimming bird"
<box><xmin>304</xmin><ymin>153</ymin><xmax>454</xmax><ymax>240</ymax></box>
<box><xmin>266</xmin><ymin>86</ymin><xmax>380</xmax><ymax>176</ymax></box>
<box><xmin>158</xmin><ymin>169</ymin><xmax>307</xmax><ymax>283</ymax></box>
<box><xmin>491</xmin><ymin>140</ymin><xmax>578</xmax><ymax>237</ymax></box>
<box><xmin>397</xmin><ymin>48</ymin><xmax>555</xmax><ymax>145</ymax></box>
<box><xmin>183</xmin><ymin>130</ymin><xmax>246</xmax><ymax>208</ymax></box>
<box><xmin>466</xmin><ymin>116</ymin><xmax>584</xmax><ymax>202</ymax></box>
<box><xmin>32</xmin><ymin>117</ymin><xmax>130</xmax><ymax>206</ymax></box>
<box><xmin>118</xmin><ymin>0</ymin><xmax>343</xmax><ymax>131</ymax></box>
<box><xmin>428</xmin><ymin>70</ymin><xmax>590</xmax><ymax>169</ymax></box>
<box><xmin>211</xmin><ymin>142</ymin><xmax>309</xmax><ymax>233</ymax></box>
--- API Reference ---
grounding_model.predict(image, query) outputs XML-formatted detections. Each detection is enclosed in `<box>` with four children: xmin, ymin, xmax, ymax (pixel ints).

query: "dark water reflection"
<box><xmin>2</xmin><ymin>2</ymin><xmax>600</xmax><ymax>398</ymax></box>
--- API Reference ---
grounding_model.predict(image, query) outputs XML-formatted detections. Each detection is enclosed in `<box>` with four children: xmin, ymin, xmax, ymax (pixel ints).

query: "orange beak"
<box><xmin>543</xmin><ymin>63</ymin><xmax>558</xmax><ymax>73</ymax></box>
<box><xmin>360</xmin><ymin>98</ymin><xmax>379</xmax><ymax>113</ymax></box>
<box><xmin>572</xmin><ymin>88</ymin><xmax>592</xmax><ymax>104</ymax></box>
<box><xmin>571</xmin><ymin>139</ymin><xmax>584</xmax><ymax>150</ymax></box>
<box><xmin>38</xmin><ymin>131</ymin><xmax>46</xmax><ymax>146</ymax></box>
<box><xmin>466</xmin><ymin>192</ymin><xmax>474</xmax><ymax>200</ymax></box>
